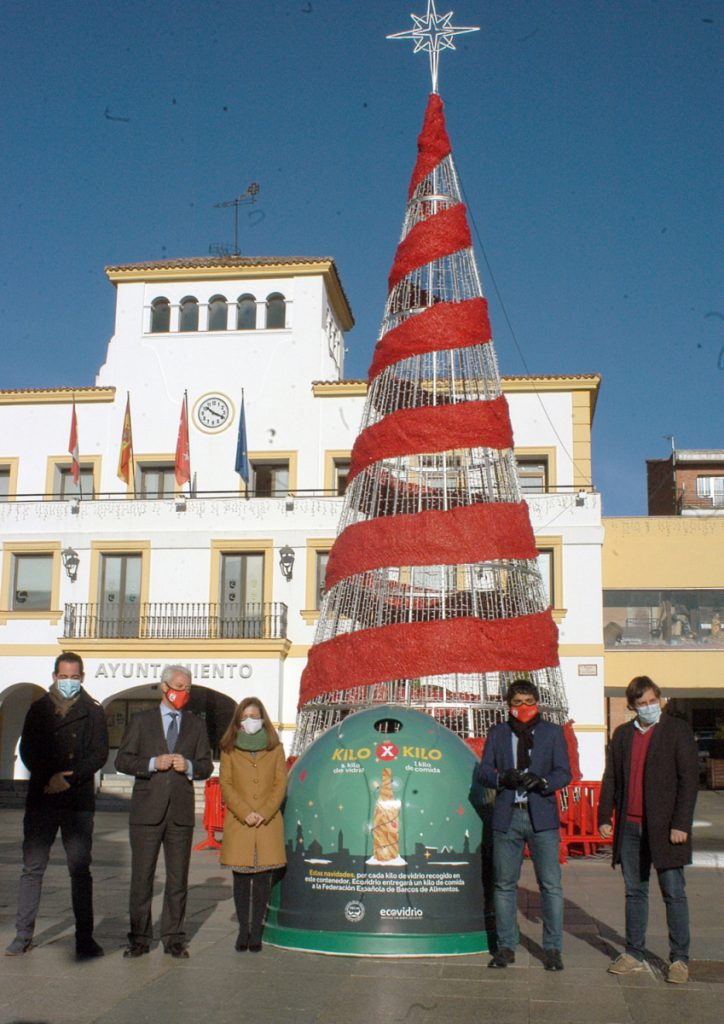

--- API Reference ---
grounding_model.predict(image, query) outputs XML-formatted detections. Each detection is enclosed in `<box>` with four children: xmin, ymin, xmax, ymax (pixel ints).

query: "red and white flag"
<box><xmin>174</xmin><ymin>397</ymin><xmax>190</xmax><ymax>486</ymax></box>
<box><xmin>68</xmin><ymin>399</ymin><xmax>80</xmax><ymax>485</ymax></box>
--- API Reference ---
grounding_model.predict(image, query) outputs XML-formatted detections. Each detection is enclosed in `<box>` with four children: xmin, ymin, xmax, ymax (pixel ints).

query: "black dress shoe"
<box><xmin>76</xmin><ymin>938</ymin><xmax>104</xmax><ymax>959</ymax></box>
<box><xmin>235</xmin><ymin>934</ymin><xmax>249</xmax><ymax>952</ymax></box>
<box><xmin>543</xmin><ymin>949</ymin><xmax>564</xmax><ymax>971</ymax></box>
<box><xmin>123</xmin><ymin>942</ymin><xmax>150</xmax><ymax>958</ymax></box>
<box><xmin>248</xmin><ymin>942</ymin><xmax>262</xmax><ymax>953</ymax></box>
<box><xmin>488</xmin><ymin>947</ymin><xmax>516</xmax><ymax>968</ymax></box>
<box><xmin>164</xmin><ymin>942</ymin><xmax>190</xmax><ymax>959</ymax></box>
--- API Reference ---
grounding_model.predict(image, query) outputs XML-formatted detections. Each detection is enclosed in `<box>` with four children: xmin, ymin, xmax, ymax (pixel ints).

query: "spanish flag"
<box><xmin>117</xmin><ymin>395</ymin><xmax>134</xmax><ymax>487</ymax></box>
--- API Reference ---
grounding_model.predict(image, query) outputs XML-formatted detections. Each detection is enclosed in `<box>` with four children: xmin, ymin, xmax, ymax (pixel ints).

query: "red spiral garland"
<box><xmin>300</xmin><ymin>612</ymin><xmax>559</xmax><ymax>707</ymax></box>
<box><xmin>349</xmin><ymin>395</ymin><xmax>514</xmax><ymax>483</ymax></box>
<box><xmin>388</xmin><ymin>203</ymin><xmax>471</xmax><ymax>292</ymax></box>
<box><xmin>407</xmin><ymin>92</ymin><xmax>452</xmax><ymax>198</ymax></box>
<box><xmin>325</xmin><ymin>502</ymin><xmax>536</xmax><ymax>591</ymax></box>
<box><xmin>368</xmin><ymin>297</ymin><xmax>491</xmax><ymax>382</ymax></box>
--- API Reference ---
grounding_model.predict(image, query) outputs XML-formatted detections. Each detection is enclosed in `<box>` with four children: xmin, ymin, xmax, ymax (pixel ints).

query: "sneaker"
<box><xmin>607</xmin><ymin>952</ymin><xmax>645</xmax><ymax>975</ymax></box>
<box><xmin>543</xmin><ymin>949</ymin><xmax>564</xmax><ymax>971</ymax></box>
<box><xmin>488</xmin><ymin>946</ymin><xmax>516</xmax><ymax>968</ymax></box>
<box><xmin>5</xmin><ymin>936</ymin><xmax>32</xmax><ymax>956</ymax></box>
<box><xmin>667</xmin><ymin>961</ymin><xmax>689</xmax><ymax>984</ymax></box>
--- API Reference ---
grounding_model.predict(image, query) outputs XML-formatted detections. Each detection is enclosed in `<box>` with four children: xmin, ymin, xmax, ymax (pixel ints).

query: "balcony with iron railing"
<box><xmin>2</xmin><ymin>481</ymin><xmax>597</xmax><ymax>504</ymax></box>
<box><xmin>62</xmin><ymin>602</ymin><xmax>288</xmax><ymax>641</ymax></box>
<box><xmin>676</xmin><ymin>488</ymin><xmax>724</xmax><ymax>514</ymax></box>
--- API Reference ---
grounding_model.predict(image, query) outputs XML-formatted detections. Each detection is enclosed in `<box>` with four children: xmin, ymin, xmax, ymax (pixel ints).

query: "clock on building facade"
<box><xmin>194</xmin><ymin>393</ymin><xmax>233</xmax><ymax>432</ymax></box>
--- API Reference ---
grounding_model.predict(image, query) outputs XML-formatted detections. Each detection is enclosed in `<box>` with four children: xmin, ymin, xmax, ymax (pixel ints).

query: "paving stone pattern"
<box><xmin>1</xmin><ymin>792</ymin><xmax>722</xmax><ymax>1024</ymax></box>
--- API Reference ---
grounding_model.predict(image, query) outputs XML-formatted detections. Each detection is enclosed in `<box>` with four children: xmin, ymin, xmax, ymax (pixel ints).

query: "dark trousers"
<box><xmin>16</xmin><ymin>807</ymin><xmax>95</xmax><ymax>942</ymax></box>
<box><xmin>232</xmin><ymin>871</ymin><xmax>273</xmax><ymax>945</ymax></box>
<box><xmin>128</xmin><ymin>815</ymin><xmax>193</xmax><ymax>945</ymax></box>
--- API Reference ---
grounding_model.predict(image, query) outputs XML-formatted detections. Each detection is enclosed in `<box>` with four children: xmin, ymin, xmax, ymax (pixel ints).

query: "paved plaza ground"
<box><xmin>1</xmin><ymin>791</ymin><xmax>722</xmax><ymax>1024</ymax></box>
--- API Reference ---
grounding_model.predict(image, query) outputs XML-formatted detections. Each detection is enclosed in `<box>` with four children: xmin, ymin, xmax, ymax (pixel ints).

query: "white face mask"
<box><xmin>241</xmin><ymin>717</ymin><xmax>264</xmax><ymax>735</ymax></box>
<box><xmin>637</xmin><ymin>703</ymin><xmax>661</xmax><ymax>726</ymax></box>
<box><xmin>57</xmin><ymin>678</ymin><xmax>82</xmax><ymax>699</ymax></box>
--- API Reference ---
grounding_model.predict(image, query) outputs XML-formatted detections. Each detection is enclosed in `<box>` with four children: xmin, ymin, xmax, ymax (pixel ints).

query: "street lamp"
<box><xmin>61</xmin><ymin>547</ymin><xmax>80</xmax><ymax>582</ymax></box>
<box><xmin>279</xmin><ymin>545</ymin><xmax>295</xmax><ymax>581</ymax></box>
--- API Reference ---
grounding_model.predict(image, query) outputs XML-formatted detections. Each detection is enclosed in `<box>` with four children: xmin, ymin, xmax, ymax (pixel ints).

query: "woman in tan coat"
<box><xmin>219</xmin><ymin>697</ymin><xmax>287</xmax><ymax>951</ymax></box>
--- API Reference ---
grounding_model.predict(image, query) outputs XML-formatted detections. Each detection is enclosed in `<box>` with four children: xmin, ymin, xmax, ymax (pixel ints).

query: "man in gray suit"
<box><xmin>116</xmin><ymin>665</ymin><xmax>212</xmax><ymax>959</ymax></box>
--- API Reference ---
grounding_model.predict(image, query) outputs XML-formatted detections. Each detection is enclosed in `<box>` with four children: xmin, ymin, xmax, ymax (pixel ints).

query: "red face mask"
<box><xmin>510</xmin><ymin>703</ymin><xmax>538</xmax><ymax>724</ymax></box>
<box><xmin>165</xmin><ymin>687</ymin><xmax>190</xmax><ymax>711</ymax></box>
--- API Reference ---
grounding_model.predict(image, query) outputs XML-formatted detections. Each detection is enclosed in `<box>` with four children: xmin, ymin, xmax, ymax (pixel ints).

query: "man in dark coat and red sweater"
<box><xmin>598</xmin><ymin>675</ymin><xmax>698</xmax><ymax>984</ymax></box>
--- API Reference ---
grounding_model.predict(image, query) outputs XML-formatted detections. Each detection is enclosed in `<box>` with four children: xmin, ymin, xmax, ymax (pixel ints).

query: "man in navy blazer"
<box><xmin>116</xmin><ymin>665</ymin><xmax>212</xmax><ymax>959</ymax></box>
<box><xmin>477</xmin><ymin>679</ymin><xmax>571</xmax><ymax>970</ymax></box>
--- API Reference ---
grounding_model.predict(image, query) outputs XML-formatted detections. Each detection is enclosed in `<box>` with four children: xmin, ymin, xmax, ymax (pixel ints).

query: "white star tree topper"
<box><xmin>387</xmin><ymin>0</ymin><xmax>479</xmax><ymax>93</ymax></box>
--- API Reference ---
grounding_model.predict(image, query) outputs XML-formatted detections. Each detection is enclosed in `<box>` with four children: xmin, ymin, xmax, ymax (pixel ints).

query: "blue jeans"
<box><xmin>620</xmin><ymin>821</ymin><xmax>690</xmax><ymax>963</ymax></box>
<box><xmin>15</xmin><ymin>807</ymin><xmax>95</xmax><ymax>941</ymax></box>
<box><xmin>492</xmin><ymin>807</ymin><xmax>563</xmax><ymax>951</ymax></box>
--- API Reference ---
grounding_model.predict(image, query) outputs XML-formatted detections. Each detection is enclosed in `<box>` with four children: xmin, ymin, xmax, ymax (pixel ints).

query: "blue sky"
<box><xmin>1</xmin><ymin>1</ymin><xmax>721</xmax><ymax>515</ymax></box>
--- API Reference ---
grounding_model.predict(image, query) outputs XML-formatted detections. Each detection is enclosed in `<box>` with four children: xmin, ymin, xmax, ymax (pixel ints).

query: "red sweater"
<box><xmin>626</xmin><ymin>725</ymin><xmax>656</xmax><ymax>822</ymax></box>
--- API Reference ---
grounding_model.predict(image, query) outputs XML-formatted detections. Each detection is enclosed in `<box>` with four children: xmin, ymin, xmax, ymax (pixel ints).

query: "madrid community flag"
<box><xmin>234</xmin><ymin>391</ymin><xmax>250</xmax><ymax>486</ymax></box>
<box><xmin>68</xmin><ymin>399</ymin><xmax>80</xmax><ymax>485</ymax></box>
<box><xmin>117</xmin><ymin>395</ymin><xmax>134</xmax><ymax>485</ymax></box>
<box><xmin>174</xmin><ymin>395</ymin><xmax>191</xmax><ymax>486</ymax></box>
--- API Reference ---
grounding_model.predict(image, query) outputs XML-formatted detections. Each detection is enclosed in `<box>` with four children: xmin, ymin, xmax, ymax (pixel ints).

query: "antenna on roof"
<box><xmin>210</xmin><ymin>182</ymin><xmax>260</xmax><ymax>257</ymax></box>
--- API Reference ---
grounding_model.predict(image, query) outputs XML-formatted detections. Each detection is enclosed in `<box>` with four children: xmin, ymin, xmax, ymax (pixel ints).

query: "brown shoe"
<box><xmin>607</xmin><ymin>953</ymin><xmax>645</xmax><ymax>975</ymax></box>
<box><xmin>667</xmin><ymin>961</ymin><xmax>689</xmax><ymax>984</ymax></box>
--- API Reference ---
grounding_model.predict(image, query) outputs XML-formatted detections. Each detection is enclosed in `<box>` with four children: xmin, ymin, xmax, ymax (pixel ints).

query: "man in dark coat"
<box><xmin>116</xmin><ymin>664</ymin><xmax>212</xmax><ymax>959</ymax></box>
<box><xmin>598</xmin><ymin>675</ymin><xmax>698</xmax><ymax>984</ymax></box>
<box><xmin>477</xmin><ymin>679</ymin><xmax>571</xmax><ymax>971</ymax></box>
<box><xmin>5</xmin><ymin>652</ymin><xmax>109</xmax><ymax>959</ymax></box>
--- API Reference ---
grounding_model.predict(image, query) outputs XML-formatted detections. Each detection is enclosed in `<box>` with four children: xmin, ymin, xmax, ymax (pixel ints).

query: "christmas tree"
<box><xmin>294</xmin><ymin>3</ymin><xmax>569</xmax><ymax>755</ymax></box>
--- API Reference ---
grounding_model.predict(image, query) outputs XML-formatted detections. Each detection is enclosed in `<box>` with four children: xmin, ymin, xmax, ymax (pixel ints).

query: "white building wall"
<box><xmin>506</xmin><ymin>392</ymin><xmax>575</xmax><ymax>489</ymax></box>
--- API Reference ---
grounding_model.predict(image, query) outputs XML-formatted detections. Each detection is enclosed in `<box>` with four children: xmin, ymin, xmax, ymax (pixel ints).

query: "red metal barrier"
<box><xmin>196</xmin><ymin>758</ymin><xmax>296</xmax><ymax>853</ymax></box>
<box><xmin>193</xmin><ymin>777</ymin><xmax>227</xmax><ymax>851</ymax></box>
<box><xmin>557</xmin><ymin>781</ymin><xmax>612</xmax><ymax>863</ymax></box>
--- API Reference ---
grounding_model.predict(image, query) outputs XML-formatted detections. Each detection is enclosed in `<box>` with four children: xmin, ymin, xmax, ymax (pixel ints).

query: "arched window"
<box><xmin>266</xmin><ymin>292</ymin><xmax>286</xmax><ymax>329</ymax></box>
<box><xmin>150</xmin><ymin>297</ymin><xmax>170</xmax><ymax>333</ymax></box>
<box><xmin>237</xmin><ymin>294</ymin><xmax>257</xmax><ymax>330</ymax></box>
<box><xmin>208</xmin><ymin>295</ymin><xmax>228</xmax><ymax>331</ymax></box>
<box><xmin>179</xmin><ymin>296</ymin><xmax>199</xmax><ymax>332</ymax></box>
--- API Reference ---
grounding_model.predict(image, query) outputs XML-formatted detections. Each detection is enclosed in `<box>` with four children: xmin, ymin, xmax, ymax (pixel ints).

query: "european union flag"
<box><xmin>235</xmin><ymin>393</ymin><xmax>250</xmax><ymax>486</ymax></box>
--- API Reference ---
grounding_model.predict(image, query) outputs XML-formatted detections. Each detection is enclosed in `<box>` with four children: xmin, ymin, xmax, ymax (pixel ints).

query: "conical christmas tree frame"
<box><xmin>294</xmin><ymin>93</ymin><xmax>568</xmax><ymax>755</ymax></box>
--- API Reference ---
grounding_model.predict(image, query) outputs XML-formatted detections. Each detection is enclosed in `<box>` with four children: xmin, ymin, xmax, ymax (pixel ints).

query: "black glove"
<box><xmin>519</xmin><ymin>771</ymin><xmax>547</xmax><ymax>793</ymax></box>
<box><xmin>498</xmin><ymin>769</ymin><xmax>522</xmax><ymax>790</ymax></box>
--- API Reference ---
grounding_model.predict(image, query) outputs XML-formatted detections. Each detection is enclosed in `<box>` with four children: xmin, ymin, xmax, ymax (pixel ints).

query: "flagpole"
<box><xmin>243</xmin><ymin>388</ymin><xmax>248</xmax><ymax>501</ymax></box>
